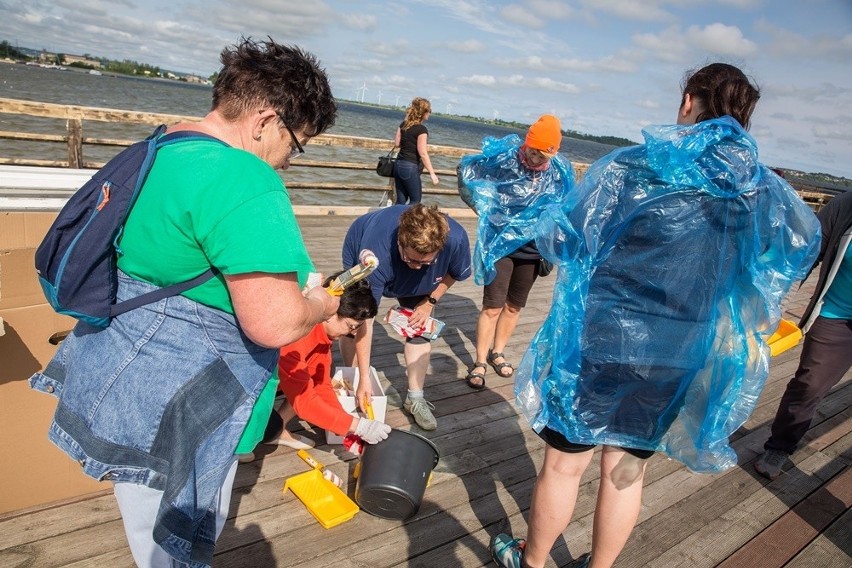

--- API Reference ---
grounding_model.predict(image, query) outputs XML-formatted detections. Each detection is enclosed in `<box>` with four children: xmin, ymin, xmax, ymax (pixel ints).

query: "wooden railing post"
<box><xmin>66</xmin><ymin>118</ymin><xmax>83</xmax><ymax>168</ymax></box>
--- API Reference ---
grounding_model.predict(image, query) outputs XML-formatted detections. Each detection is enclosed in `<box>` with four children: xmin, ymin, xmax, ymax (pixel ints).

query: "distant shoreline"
<box><xmin>339</xmin><ymin>99</ymin><xmax>638</xmax><ymax>148</ymax></box>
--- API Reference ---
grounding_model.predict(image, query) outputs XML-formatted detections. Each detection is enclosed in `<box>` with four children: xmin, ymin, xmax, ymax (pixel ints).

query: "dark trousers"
<box><xmin>765</xmin><ymin>316</ymin><xmax>852</xmax><ymax>453</ymax></box>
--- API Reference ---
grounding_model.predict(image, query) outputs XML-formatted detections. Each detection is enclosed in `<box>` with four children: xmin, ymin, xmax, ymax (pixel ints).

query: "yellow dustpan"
<box><xmin>767</xmin><ymin>319</ymin><xmax>803</xmax><ymax>356</ymax></box>
<box><xmin>283</xmin><ymin>450</ymin><xmax>359</xmax><ymax>529</ymax></box>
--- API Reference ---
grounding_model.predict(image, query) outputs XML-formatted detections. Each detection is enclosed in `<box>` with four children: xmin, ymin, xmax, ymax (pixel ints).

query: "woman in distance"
<box><xmin>393</xmin><ymin>96</ymin><xmax>440</xmax><ymax>204</ymax></box>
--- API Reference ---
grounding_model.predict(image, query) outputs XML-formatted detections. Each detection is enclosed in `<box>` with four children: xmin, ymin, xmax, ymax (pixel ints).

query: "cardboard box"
<box><xmin>0</xmin><ymin>303</ymin><xmax>105</xmax><ymax>514</ymax></box>
<box><xmin>326</xmin><ymin>366</ymin><xmax>387</xmax><ymax>445</ymax></box>
<box><xmin>0</xmin><ymin>211</ymin><xmax>58</xmax><ymax>249</ymax></box>
<box><xmin>0</xmin><ymin>210</ymin><xmax>108</xmax><ymax>514</ymax></box>
<box><xmin>0</xmin><ymin>248</ymin><xmax>45</xmax><ymax>310</ymax></box>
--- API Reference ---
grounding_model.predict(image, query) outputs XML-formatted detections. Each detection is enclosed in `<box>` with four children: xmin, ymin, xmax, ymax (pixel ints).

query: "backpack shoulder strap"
<box><xmin>155</xmin><ymin>128</ymin><xmax>230</xmax><ymax>149</ymax></box>
<box><xmin>108</xmin><ymin>127</ymin><xmax>229</xmax><ymax>318</ymax></box>
<box><xmin>109</xmin><ymin>267</ymin><xmax>221</xmax><ymax>317</ymax></box>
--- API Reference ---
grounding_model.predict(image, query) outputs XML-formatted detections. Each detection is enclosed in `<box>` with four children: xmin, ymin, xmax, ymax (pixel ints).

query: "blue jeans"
<box><xmin>394</xmin><ymin>159</ymin><xmax>422</xmax><ymax>204</ymax></box>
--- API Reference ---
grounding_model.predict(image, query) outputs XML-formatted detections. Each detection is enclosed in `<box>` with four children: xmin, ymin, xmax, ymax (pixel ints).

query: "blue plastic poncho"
<box><xmin>516</xmin><ymin>117</ymin><xmax>821</xmax><ymax>472</ymax></box>
<box><xmin>458</xmin><ymin>134</ymin><xmax>575</xmax><ymax>285</ymax></box>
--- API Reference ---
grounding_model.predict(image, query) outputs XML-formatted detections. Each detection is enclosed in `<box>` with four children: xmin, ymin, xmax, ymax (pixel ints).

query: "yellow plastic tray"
<box><xmin>767</xmin><ymin>319</ymin><xmax>803</xmax><ymax>356</ymax></box>
<box><xmin>283</xmin><ymin>469</ymin><xmax>359</xmax><ymax>529</ymax></box>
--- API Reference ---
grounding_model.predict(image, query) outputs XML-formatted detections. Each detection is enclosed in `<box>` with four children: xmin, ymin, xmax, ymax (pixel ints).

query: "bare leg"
<box><xmin>404</xmin><ymin>340</ymin><xmax>432</xmax><ymax>391</ymax></box>
<box><xmin>274</xmin><ymin>400</ymin><xmax>299</xmax><ymax>443</ymax></box>
<box><xmin>492</xmin><ymin>302</ymin><xmax>522</xmax><ymax>355</ymax></box>
<box><xmin>472</xmin><ymin>307</ymin><xmax>502</xmax><ymax>384</ymax></box>
<box><xmin>524</xmin><ymin>445</ymin><xmax>595</xmax><ymax>568</ymax></box>
<box><xmin>589</xmin><ymin>446</ymin><xmax>647</xmax><ymax>568</ymax></box>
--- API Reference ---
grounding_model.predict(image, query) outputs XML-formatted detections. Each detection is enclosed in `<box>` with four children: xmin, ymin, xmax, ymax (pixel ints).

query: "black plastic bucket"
<box><xmin>355</xmin><ymin>428</ymin><xmax>440</xmax><ymax>520</ymax></box>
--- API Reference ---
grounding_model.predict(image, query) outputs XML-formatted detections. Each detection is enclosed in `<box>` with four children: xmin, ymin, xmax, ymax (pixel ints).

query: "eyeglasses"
<box><xmin>524</xmin><ymin>146</ymin><xmax>550</xmax><ymax>163</ymax></box>
<box><xmin>277</xmin><ymin>113</ymin><xmax>305</xmax><ymax>158</ymax></box>
<box><xmin>398</xmin><ymin>242</ymin><xmax>438</xmax><ymax>266</ymax></box>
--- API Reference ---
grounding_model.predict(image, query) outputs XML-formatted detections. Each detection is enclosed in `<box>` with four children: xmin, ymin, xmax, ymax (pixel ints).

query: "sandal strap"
<box><xmin>472</xmin><ymin>361</ymin><xmax>487</xmax><ymax>368</ymax></box>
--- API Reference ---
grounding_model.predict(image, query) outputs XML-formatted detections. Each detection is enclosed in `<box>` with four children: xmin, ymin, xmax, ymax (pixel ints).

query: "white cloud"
<box><xmin>813</xmin><ymin>125</ymin><xmax>852</xmax><ymax>142</ymax></box>
<box><xmin>363</xmin><ymin>41</ymin><xmax>409</xmax><ymax>57</ymax></box>
<box><xmin>718</xmin><ymin>0</ymin><xmax>762</xmax><ymax>6</ymax></box>
<box><xmin>637</xmin><ymin>99</ymin><xmax>660</xmax><ymax>109</ymax></box>
<box><xmin>460</xmin><ymin>73</ymin><xmax>580</xmax><ymax>94</ymax></box>
<box><xmin>496</xmin><ymin>55</ymin><xmax>636</xmax><ymax>73</ymax></box>
<box><xmin>528</xmin><ymin>76</ymin><xmax>581</xmax><ymax>94</ymax></box>
<box><xmin>632</xmin><ymin>26</ymin><xmax>690</xmax><ymax>62</ymax></box>
<box><xmin>527</xmin><ymin>0</ymin><xmax>576</xmax><ymax>19</ymax></box>
<box><xmin>459</xmin><ymin>74</ymin><xmax>498</xmax><ymax>86</ymax></box>
<box><xmin>419</xmin><ymin>0</ymin><xmax>524</xmax><ymax>37</ymax></box>
<box><xmin>579</xmin><ymin>0</ymin><xmax>674</xmax><ymax>22</ymax></box>
<box><xmin>339</xmin><ymin>13</ymin><xmax>378</xmax><ymax>31</ymax></box>
<box><xmin>446</xmin><ymin>39</ymin><xmax>486</xmax><ymax>53</ymax></box>
<box><xmin>755</xmin><ymin>18</ymin><xmax>852</xmax><ymax>61</ymax></box>
<box><xmin>686</xmin><ymin>23</ymin><xmax>757</xmax><ymax>57</ymax></box>
<box><xmin>501</xmin><ymin>4</ymin><xmax>545</xmax><ymax>28</ymax></box>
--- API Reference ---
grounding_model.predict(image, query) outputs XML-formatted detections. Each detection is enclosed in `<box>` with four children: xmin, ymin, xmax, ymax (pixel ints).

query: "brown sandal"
<box><xmin>487</xmin><ymin>350</ymin><xmax>514</xmax><ymax>377</ymax></box>
<box><xmin>465</xmin><ymin>362</ymin><xmax>487</xmax><ymax>390</ymax></box>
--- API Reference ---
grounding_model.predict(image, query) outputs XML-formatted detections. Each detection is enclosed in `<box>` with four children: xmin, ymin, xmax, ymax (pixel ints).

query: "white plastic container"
<box><xmin>326</xmin><ymin>366</ymin><xmax>387</xmax><ymax>444</ymax></box>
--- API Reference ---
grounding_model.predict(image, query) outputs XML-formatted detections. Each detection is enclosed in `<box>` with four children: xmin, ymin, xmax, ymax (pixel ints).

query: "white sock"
<box><xmin>407</xmin><ymin>389</ymin><xmax>424</xmax><ymax>401</ymax></box>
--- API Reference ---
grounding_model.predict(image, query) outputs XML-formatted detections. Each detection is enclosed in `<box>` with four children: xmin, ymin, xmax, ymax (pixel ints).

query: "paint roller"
<box><xmin>326</xmin><ymin>249</ymin><xmax>379</xmax><ymax>296</ymax></box>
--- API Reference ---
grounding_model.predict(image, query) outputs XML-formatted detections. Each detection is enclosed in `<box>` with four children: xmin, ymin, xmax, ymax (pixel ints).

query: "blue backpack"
<box><xmin>35</xmin><ymin>125</ymin><xmax>226</xmax><ymax>328</ymax></box>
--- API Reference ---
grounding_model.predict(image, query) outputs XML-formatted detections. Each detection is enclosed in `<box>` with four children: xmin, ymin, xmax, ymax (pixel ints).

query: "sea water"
<box><xmin>0</xmin><ymin>63</ymin><xmax>619</xmax><ymax>207</ymax></box>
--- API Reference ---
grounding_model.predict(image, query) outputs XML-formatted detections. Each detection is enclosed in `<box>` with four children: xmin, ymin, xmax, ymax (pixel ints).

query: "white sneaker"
<box><xmin>237</xmin><ymin>452</ymin><xmax>255</xmax><ymax>464</ymax></box>
<box><xmin>403</xmin><ymin>397</ymin><xmax>437</xmax><ymax>431</ymax></box>
<box><xmin>263</xmin><ymin>433</ymin><xmax>315</xmax><ymax>450</ymax></box>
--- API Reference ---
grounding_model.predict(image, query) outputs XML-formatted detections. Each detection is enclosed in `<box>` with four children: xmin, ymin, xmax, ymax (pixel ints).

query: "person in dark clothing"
<box><xmin>755</xmin><ymin>190</ymin><xmax>852</xmax><ymax>480</ymax></box>
<box><xmin>393</xmin><ymin>97</ymin><xmax>439</xmax><ymax>204</ymax></box>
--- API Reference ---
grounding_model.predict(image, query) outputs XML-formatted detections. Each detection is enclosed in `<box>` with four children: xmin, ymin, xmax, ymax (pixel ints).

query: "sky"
<box><xmin>2</xmin><ymin>0</ymin><xmax>851</xmax><ymax>178</ymax></box>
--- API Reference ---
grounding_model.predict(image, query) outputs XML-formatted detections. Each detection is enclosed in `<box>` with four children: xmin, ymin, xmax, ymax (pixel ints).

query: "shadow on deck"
<box><xmin>1</xmin><ymin>215</ymin><xmax>850</xmax><ymax>568</ymax></box>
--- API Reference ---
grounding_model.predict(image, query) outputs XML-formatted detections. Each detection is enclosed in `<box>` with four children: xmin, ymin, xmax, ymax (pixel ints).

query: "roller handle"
<box><xmin>297</xmin><ymin>449</ymin><xmax>323</xmax><ymax>471</ymax></box>
<box><xmin>362</xmin><ymin>394</ymin><xmax>375</xmax><ymax>420</ymax></box>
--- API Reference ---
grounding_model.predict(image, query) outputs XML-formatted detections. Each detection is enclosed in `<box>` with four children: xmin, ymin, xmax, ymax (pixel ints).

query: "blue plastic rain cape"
<box><xmin>515</xmin><ymin>117</ymin><xmax>821</xmax><ymax>472</ymax></box>
<box><xmin>458</xmin><ymin>134</ymin><xmax>575</xmax><ymax>285</ymax></box>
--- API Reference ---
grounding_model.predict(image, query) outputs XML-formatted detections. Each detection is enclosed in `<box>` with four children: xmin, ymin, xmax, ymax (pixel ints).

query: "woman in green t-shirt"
<box><xmin>31</xmin><ymin>38</ymin><xmax>341</xmax><ymax>568</ymax></box>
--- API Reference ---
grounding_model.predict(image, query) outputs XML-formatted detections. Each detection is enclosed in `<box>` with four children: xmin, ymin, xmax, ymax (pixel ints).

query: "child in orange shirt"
<box><xmin>263</xmin><ymin>277</ymin><xmax>389</xmax><ymax>449</ymax></box>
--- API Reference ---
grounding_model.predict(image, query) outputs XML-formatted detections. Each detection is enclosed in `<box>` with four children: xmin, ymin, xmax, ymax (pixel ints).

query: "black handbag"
<box><xmin>376</xmin><ymin>148</ymin><xmax>397</xmax><ymax>177</ymax></box>
<box><xmin>537</xmin><ymin>258</ymin><xmax>554</xmax><ymax>277</ymax></box>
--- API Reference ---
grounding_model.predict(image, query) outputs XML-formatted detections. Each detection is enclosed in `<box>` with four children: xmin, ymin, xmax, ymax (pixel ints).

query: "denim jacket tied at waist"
<box><xmin>29</xmin><ymin>271</ymin><xmax>277</xmax><ymax>568</ymax></box>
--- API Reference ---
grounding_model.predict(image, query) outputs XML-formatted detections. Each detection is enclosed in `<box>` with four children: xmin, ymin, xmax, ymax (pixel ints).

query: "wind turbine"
<box><xmin>395</xmin><ymin>95</ymin><xmax>400</xmax><ymax>107</ymax></box>
<box><xmin>358</xmin><ymin>81</ymin><xmax>367</xmax><ymax>103</ymax></box>
<box><xmin>377</xmin><ymin>90</ymin><xmax>383</xmax><ymax>105</ymax></box>
<box><xmin>446</xmin><ymin>103</ymin><xmax>453</xmax><ymax>114</ymax></box>
<box><xmin>493</xmin><ymin>109</ymin><xmax>500</xmax><ymax>121</ymax></box>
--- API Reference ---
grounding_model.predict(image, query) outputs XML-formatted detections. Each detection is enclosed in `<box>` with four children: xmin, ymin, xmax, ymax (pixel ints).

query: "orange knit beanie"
<box><xmin>525</xmin><ymin>114</ymin><xmax>562</xmax><ymax>155</ymax></box>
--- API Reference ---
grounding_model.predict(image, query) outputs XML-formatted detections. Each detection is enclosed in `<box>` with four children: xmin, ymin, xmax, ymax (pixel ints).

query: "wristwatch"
<box><xmin>426</xmin><ymin>295</ymin><xmax>438</xmax><ymax>305</ymax></box>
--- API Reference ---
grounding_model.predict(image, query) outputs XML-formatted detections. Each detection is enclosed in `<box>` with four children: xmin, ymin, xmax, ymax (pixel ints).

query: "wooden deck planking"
<box><xmin>1</xmin><ymin>213</ymin><xmax>850</xmax><ymax>568</ymax></box>
<box><xmin>716</xmin><ymin>460</ymin><xmax>852</xmax><ymax>568</ymax></box>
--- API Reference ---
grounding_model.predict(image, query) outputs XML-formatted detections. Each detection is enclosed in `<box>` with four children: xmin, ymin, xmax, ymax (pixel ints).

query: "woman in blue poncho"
<box><xmin>491</xmin><ymin>64</ymin><xmax>821</xmax><ymax>568</ymax></box>
<box><xmin>458</xmin><ymin>115</ymin><xmax>575</xmax><ymax>389</ymax></box>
